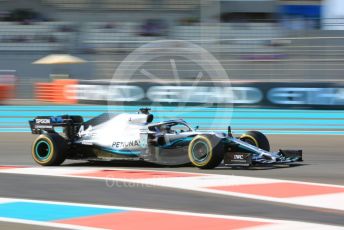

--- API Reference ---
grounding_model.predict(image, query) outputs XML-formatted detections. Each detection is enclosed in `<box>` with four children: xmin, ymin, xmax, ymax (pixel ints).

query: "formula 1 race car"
<box><xmin>29</xmin><ymin>108</ymin><xmax>302</xmax><ymax>169</ymax></box>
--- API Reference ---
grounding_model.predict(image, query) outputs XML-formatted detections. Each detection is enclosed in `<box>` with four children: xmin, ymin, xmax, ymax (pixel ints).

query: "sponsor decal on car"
<box><xmin>35</xmin><ymin>119</ymin><xmax>51</xmax><ymax>124</ymax></box>
<box><xmin>233</xmin><ymin>154</ymin><xmax>244</xmax><ymax>160</ymax></box>
<box><xmin>224</xmin><ymin>152</ymin><xmax>252</xmax><ymax>164</ymax></box>
<box><xmin>112</xmin><ymin>140</ymin><xmax>141</xmax><ymax>149</ymax></box>
<box><xmin>34</xmin><ymin>125</ymin><xmax>53</xmax><ymax>129</ymax></box>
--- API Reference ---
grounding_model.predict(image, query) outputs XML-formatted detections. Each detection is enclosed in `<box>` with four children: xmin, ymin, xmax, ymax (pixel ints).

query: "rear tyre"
<box><xmin>188</xmin><ymin>135</ymin><xmax>224</xmax><ymax>169</ymax></box>
<box><xmin>31</xmin><ymin>133</ymin><xmax>67</xmax><ymax>166</ymax></box>
<box><xmin>240</xmin><ymin>131</ymin><xmax>270</xmax><ymax>151</ymax></box>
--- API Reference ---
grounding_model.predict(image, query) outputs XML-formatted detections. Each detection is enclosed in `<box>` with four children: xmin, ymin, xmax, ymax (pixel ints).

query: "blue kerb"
<box><xmin>0</xmin><ymin>202</ymin><xmax>126</xmax><ymax>221</ymax></box>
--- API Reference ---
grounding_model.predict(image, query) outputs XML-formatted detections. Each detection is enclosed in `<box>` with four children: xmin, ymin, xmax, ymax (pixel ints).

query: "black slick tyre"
<box><xmin>188</xmin><ymin>135</ymin><xmax>224</xmax><ymax>169</ymax></box>
<box><xmin>31</xmin><ymin>133</ymin><xmax>67</xmax><ymax>166</ymax></box>
<box><xmin>240</xmin><ymin>131</ymin><xmax>270</xmax><ymax>151</ymax></box>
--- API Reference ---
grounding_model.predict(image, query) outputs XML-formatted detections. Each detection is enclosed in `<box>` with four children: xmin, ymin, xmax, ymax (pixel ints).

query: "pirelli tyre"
<box><xmin>240</xmin><ymin>131</ymin><xmax>270</xmax><ymax>151</ymax></box>
<box><xmin>31</xmin><ymin>133</ymin><xmax>68</xmax><ymax>166</ymax></box>
<box><xmin>188</xmin><ymin>135</ymin><xmax>224</xmax><ymax>169</ymax></box>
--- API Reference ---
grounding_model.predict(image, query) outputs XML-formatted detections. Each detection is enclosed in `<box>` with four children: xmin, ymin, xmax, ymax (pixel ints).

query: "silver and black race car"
<box><xmin>29</xmin><ymin>108</ymin><xmax>302</xmax><ymax>169</ymax></box>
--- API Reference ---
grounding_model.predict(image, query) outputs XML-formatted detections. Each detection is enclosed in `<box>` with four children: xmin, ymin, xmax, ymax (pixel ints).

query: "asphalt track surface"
<box><xmin>0</xmin><ymin>133</ymin><xmax>343</xmax><ymax>229</ymax></box>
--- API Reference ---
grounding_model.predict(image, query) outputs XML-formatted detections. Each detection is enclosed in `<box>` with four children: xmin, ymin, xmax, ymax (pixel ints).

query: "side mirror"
<box><xmin>194</xmin><ymin>125</ymin><xmax>199</xmax><ymax>131</ymax></box>
<box><xmin>228</xmin><ymin>126</ymin><xmax>233</xmax><ymax>137</ymax></box>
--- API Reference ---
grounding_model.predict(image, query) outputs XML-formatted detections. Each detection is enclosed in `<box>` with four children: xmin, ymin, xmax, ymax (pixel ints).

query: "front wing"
<box><xmin>224</xmin><ymin>137</ymin><xmax>302</xmax><ymax>165</ymax></box>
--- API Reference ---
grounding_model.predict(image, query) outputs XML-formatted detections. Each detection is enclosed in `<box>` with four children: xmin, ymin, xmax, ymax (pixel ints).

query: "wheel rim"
<box><xmin>35</xmin><ymin>140</ymin><xmax>51</xmax><ymax>161</ymax></box>
<box><xmin>243</xmin><ymin>138</ymin><xmax>256</xmax><ymax>146</ymax></box>
<box><xmin>192</xmin><ymin>141</ymin><xmax>210</xmax><ymax>163</ymax></box>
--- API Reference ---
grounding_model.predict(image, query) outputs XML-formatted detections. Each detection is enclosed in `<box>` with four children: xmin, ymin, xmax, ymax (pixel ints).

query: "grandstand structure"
<box><xmin>41</xmin><ymin>0</ymin><xmax>200</xmax><ymax>10</ymax></box>
<box><xmin>0</xmin><ymin>0</ymin><xmax>321</xmax><ymax>51</ymax></box>
<box><xmin>0</xmin><ymin>0</ymin><xmax>325</xmax><ymax>54</ymax></box>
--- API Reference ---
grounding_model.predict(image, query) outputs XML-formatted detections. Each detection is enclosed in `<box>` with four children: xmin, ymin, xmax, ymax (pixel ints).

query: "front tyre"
<box><xmin>31</xmin><ymin>133</ymin><xmax>67</xmax><ymax>166</ymax></box>
<box><xmin>188</xmin><ymin>135</ymin><xmax>224</xmax><ymax>169</ymax></box>
<box><xmin>240</xmin><ymin>131</ymin><xmax>270</xmax><ymax>151</ymax></box>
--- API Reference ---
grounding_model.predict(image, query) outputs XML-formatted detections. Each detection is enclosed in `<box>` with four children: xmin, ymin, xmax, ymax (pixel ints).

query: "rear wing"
<box><xmin>29</xmin><ymin>115</ymin><xmax>83</xmax><ymax>135</ymax></box>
